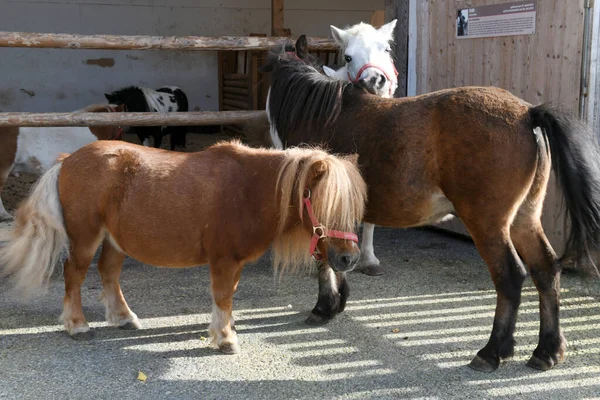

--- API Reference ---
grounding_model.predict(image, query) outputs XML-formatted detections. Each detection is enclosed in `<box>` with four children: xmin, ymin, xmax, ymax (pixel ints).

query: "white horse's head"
<box><xmin>329</xmin><ymin>20</ymin><xmax>398</xmax><ymax>98</ymax></box>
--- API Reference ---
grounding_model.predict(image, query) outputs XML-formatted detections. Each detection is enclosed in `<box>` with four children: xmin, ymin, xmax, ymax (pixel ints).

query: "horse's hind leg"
<box><xmin>512</xmin><ymin>210</ymin><xmax>565</xmax><ymax>370</ymax></box>
<box><xmin>465</xmin><ymin>223</ymin><xmax>527</xmax><ymax>372</ymax></box>
<box><xmin>209</xmin><ymin>258</ymin><xmax>244</xmax><ymax>354</ymax></box>
<box><xmin>61</xmin><ymin>241</ymin><xmax>99</xmax><ymax>340</ymax></box>
<box><xmin>97</xmin><ymin>238</ymin><xmax>140</xmax><ymax>330</ymax></box>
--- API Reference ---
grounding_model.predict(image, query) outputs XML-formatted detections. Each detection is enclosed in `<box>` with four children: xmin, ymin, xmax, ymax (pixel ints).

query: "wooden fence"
<box><xmin>0</xmin><ymin>31</ymin><xmax>337</xmax><ymax>127</ymax></box>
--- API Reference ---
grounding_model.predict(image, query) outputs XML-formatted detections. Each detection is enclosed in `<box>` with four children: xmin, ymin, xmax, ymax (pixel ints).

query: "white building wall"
<box><xmin>0</xmin><ymin>0</ymin><xmax>383</xmax><ymax>112</ymax></box>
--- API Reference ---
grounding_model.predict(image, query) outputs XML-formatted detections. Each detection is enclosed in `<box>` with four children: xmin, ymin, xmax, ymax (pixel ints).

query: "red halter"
<box><xmin>302</xmin><ymin>189</ymin><xmax>359</xmax><ymax>261</ymax></box>
<box><xmin>347</xmin><ymin>60</ymin><xmax>399</xmax><ymax>97</ymax></box>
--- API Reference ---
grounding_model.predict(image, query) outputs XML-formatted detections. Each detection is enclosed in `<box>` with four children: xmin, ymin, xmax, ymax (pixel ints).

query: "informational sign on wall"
<box><xmin>456</xmin><ymin>1</ymin><xmax>537</xmax><ymax>39</ymax></box>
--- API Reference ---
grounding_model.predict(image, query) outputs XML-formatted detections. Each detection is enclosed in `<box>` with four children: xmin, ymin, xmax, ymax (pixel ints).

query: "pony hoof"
<box><xmin>468</xmin><ymin>355</ymin><xmax>499</xmax><ymax>373</ymax></box>
<box><xmin>361</xmin><ymin>265</ymin><xmax>385</xmax><ymax>276</ymax></box>
<box><xmin>527</xmin><ymin>355</ymin><xmax>557</xmax><ymax>371</ymax></box>
<box><xmin>305</xmin><ymin>313</ymin><xmax>332</xmax><ymax>326</ymax></box>
<box><xmin>71</xmin><ymin>330</ymin><xmax>95</xmax><ymax>341</ymax></box>
<box><xmin>119</xmin><ymin>320</ymin><xmax>141</xmax><ymax>330</ymax></box>
<box><xmin>219</xmin><ymin>342</ymin><xmax>241</xmax><ymax>355</ymax></box>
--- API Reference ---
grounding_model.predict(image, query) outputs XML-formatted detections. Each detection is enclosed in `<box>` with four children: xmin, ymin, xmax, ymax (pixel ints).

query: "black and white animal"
<box><xmin>104</xmin><ymin>86</ymin><xmax>189</xmax><ymax>150</ymax></box>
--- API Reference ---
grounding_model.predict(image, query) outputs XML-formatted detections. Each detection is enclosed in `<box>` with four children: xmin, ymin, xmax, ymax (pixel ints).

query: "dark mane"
<box><xmin>104</xmin><ymin>86</ymin><xmax>149</xmax><ymax>112</ymax></box>
<box><xmin>263</xmin><ymin>46</ymin><xmax>351</xmax><ymax>136</ymax></box>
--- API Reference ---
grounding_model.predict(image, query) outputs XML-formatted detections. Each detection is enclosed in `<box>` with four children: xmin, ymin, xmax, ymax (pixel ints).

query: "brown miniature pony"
<box><xmin>0</xmin><ymin>140</ymin><xmax>366</xmax><ymax>354</ymax></box>
<box><xmin>261</xmin><ymin>39</ymin><xmax>600</xmax><ymax>372</ymax></box>
<box><xmin>0</xmin><ymin>103</ymin><xmax>125</xmax><ymax>221</ymax></box>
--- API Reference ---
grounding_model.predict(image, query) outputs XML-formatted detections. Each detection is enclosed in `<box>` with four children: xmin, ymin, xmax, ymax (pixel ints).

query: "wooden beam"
<box><xmin>370</xmin><ymin>10</ymin><xmax>386</xmax><ymax>28</ymax></box>
<box><xmin>271</xmin><ymin>0</ymin><xmax>288</xmax><ymax>36</ymax></box>
<box><xmin>0</xmin><ymin>111</ymin><xmax>266</xmax><ymax>127</ymax></box>
<box><xmin>385</xmin><ymin>0</ymin><xmax>410</xmax><ymax>97</ymax></box>
<box><xmin>0</xmin><ymin>31</ymin><xmax>336</xmax><ymax>51</ymax></box>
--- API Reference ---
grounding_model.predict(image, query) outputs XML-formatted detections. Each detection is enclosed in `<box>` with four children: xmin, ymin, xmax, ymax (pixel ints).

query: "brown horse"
<box><xmin>261</xmin><ymin>39</ymin><xmax>600</xmax><ymax>372</ymax></box>
<box><xmin>0</xmin><ymin>103</ymin><xmax>125</xmax><ymax>220</ymax></box>
<box><xmin>0</xmin><ymin>140</ymin><xmax>366</xmax><ymax>354</ymax></box>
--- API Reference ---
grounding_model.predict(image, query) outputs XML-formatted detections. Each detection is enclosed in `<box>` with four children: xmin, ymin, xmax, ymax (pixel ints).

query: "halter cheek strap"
<box><xmin>302</xmin><ymin>189</ymin><xmax>359</xmax><ymax>261</ymax></box>
<box><xmin>347</xmin><ymin>60</ymin><xmax>399</xmax><ymax>96</ymax></box>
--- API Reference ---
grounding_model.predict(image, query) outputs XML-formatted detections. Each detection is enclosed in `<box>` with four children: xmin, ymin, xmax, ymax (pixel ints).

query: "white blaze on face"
<box><xmin>330</xmin><ymin>20</ymin><xmax>398</xmax><ymax>98</ymax></box>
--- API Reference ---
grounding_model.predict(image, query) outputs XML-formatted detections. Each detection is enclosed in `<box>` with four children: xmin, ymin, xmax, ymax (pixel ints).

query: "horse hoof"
<box><xmin>71</xmin><ymin>330</ymin><xmax>95</xmax><ymax>341</ymax></box>
<box><xmin>361</xmin><ymin>265</ymin><xmax>385</xmax><ymax>276</ymax></box>
<box><xmin>119</xmin><ymin>320</ymin><xmax>141</xmax><ymax>330</ymax></box>
<box><xmin>219</xmin><ymin>342</ymin><xmax>241</xmax><ymax>355</ymax></box>
<box><xmin>526</xmin><ymin>355</ymin><xmax>556</xmax><ymax>371</ymax></box>
<box><xmin>468</xmin><ymin>355</ymin><xmax>499</xmax><ymax>372</ymax></box>
<box><xmin>305</xmin><ymin>313</ymin><xmax>332</xmax><ymax>326</ymax></box>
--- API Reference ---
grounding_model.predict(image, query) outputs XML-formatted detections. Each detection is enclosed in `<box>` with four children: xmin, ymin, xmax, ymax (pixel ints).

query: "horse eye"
<box><xmin>344</xmin><ymin>55</ymin><xmax>352</xmax><ymax>63</ymax></box>
<box><xmin>385</xmin><ymin>48</ymin><xmax>391</xmax><ymax>53</ymax></box>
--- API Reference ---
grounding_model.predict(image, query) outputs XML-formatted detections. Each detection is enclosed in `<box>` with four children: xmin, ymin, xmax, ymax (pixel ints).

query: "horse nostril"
<box><xmin>377</xmin><ymin>74</ymin><xmax>387</xmax><ymax>88</ymax></box>
<box><xmin>369</xmin><ymin>76</ymin><xmax>378</xmax><ymax>86</ymax></box>
<box><xmin>341</xmin><ymin>255</ymin><xmax>352</xmax><ymax>266</ymax></box>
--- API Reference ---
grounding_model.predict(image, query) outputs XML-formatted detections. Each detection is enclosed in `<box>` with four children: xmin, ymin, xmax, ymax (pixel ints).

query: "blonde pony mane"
<box><xmin>272</xmin><ymin>147</ymin><xmax>366</xmax><ymax>273</ymax></box>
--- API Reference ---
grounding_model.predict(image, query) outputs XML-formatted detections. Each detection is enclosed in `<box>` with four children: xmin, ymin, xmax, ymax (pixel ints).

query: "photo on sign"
<box><xmin>457</xmin><ymin>9</ymin><xmax>469</xmax><ymax>37</ymax></box>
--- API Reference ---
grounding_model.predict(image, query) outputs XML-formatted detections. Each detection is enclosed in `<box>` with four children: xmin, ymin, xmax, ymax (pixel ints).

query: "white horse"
<box><xmin>323</xmin><ymin>20</ymin><xmax>398</xmax><ymax>275</ymax></box>
<box><xmin>267</xmin><ymin>20</ymin><xmax>398</xmax><ymax>275</ymax></box>
<box><xmin>0</xmin><ymin>104</ymin><xmax>124</xmax><ymax>221</ymax></box>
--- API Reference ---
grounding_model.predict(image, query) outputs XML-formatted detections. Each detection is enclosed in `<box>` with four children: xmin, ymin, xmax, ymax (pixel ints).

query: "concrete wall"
<box><xmin>0</xmin><ymin>0</ymin><xmax>383</xmax><ymax>112</ymax></box>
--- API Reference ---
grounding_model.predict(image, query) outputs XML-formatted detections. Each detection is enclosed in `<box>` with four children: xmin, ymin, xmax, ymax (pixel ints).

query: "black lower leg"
<box><xmin>306</xmin><ymin>263</ymin><xmax>342</xmax><ymax>325</ymax></box>
<box><xmin>471</xmin><ymin>247</ymin><xmax>526</xmax><ymax>372</ymax></box>
<box><xmin>337</xmin><ymin>272</ymin><xmax>350</xmax><ymax>313</ymax></box>
<box><xmin>528</xmin><ymin>266</ymin><xmax>565</xmax><ymax>370</ymax></box>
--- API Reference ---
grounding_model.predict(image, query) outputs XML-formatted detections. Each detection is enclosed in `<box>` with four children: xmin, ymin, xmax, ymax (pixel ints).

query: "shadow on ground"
<box><xmin>0</xmin><ymin>228</ymin><xmax>599</xmax><ymax>400</ymax></box>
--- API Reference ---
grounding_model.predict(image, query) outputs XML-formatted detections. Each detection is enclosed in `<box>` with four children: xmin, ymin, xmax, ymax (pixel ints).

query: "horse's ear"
<box><xmin>330</xmin><ymin>25</ymin><xmax>348</xmax><ymax>47</ymax></box>
<box><xmin>104</xmin><ymin>93</ymin><xmax>113</xmax><ymax>101</ymax></box>
<box><xmin>378</xmin><ymin>19</ymin><xmax>397</xmax><ymax>41</ymax></box>
<box><xmin>296</xmin><ymin>34</ymin><xmax>308</xmax><ymax>59</ymax></box>
<box><xmin>308</xmin><ymin>160</ymin><xmax>329</xmax><ymax>186</ymax></box>
<box><xmin>323</xmin><ymin>65</ymin><xmax>336</xmax><ymax>77</ymax></box>
<box><xmin>345</xmin><ymin>153</ymin><xmax>360</xmax><ymax>166</ymax></box>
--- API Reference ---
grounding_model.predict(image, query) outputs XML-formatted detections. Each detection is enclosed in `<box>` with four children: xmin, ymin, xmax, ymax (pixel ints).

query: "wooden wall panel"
<box><xmin>414</xmin><ymin>0</ymin><xmax>586</xmax><ymax>251</ymax></box>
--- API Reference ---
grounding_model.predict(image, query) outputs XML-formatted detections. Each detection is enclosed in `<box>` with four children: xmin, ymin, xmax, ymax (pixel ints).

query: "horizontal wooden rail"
<box><xmin>0</xmin><ymin>31</ymin><xmax>338</xmax><ymax>51</ymax></box>
<box><xmin>0</xmin><ymin>111</ymin><xmax>266</xmax><ymax>127</ymax></box>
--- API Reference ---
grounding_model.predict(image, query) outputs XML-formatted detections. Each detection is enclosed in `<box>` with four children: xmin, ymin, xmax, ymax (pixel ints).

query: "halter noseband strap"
<box><xmin>347</xmin><ymin>60</ymin><xmax>399</xmax><ymax>97</ymax></box>
<box><xmin>302</xmin><ymin>189</ymin><xmax>359</xmax><ymax>261</ymax></box>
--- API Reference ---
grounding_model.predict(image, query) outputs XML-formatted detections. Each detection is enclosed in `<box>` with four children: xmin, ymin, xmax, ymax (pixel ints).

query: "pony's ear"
<box><xmin>323</xmin><ymin>65</ymin><xmax>336</xmax><ymax>77</ymax></box>
<box><xmin>308</xmin><ymin>160</ymin><xmax>329</xmax><ymax>187</ymax></box>
<box><xmin>345</xmin><ymin>153</ymin><xmax>360</xmax><ymax>166</ymax></box>
<box><xmin>296</xmin><ymin>34</ymin><xmax>309</xmax><ymax>59</ymax></box>
<box><xmin>104</xmin><ymin>93</ymin><xmax>113</xmax><ymax>101</ymax></box>
<box><xmin>378</xmin><ymin>19</ymin><xmax>397</xmax><ymax>41</ymax></box>
<box><xmin>330</xmin><ymin>25</ymin><xmax>348</xmax><ymax>47</ymax></box>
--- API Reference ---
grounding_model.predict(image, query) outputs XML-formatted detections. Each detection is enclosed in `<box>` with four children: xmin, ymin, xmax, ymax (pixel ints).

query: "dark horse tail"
<box><xmin>530</xmin><ymin>104</ymin><xmax>600</xmax><ymax>269</ymax></box>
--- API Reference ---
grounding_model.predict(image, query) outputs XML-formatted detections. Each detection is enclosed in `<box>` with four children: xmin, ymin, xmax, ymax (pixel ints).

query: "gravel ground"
<box><xmin>0</xmin><ymin>133</ymin><xmax>599</xmax><ymax>399</ymax></box>
<box><xmin>0</xmin><ymin>224</ymin><xmax>599</xmax><ymax>400</ymax></box>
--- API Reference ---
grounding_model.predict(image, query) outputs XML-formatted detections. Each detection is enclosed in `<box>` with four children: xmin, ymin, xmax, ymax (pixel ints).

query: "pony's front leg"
<box><xmin>98</xmin><ymin>239</ymin><xmax>140</xmax><ymax>330</ymax></box>
<box><xmin>306</xmin><ymin>263</ymin><xmax>348</xmax><ymax>325</ymax></box>
<box><xmin>209</xmin><ymin>259</ymin><xmax>244</xmax><ymax>354</ymax></box>
<box><xmin>357</xmin><ymin>223</ymin><xmax>384</xmax><ymax>276</ymax></box>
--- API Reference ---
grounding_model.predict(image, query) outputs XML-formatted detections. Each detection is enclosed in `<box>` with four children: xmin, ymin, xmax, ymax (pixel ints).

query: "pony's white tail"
<box><xmin>0</xmin><ymin>163</ymin><xmax>68</xmax><ymax>295</ymax></box>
